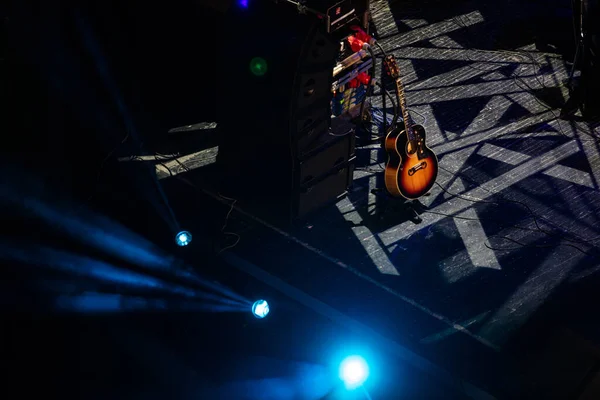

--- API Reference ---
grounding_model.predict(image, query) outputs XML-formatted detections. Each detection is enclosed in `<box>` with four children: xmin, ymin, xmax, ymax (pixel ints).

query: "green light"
<box><xmin>250</xmin><ymin>57</ymin><xmax>268</xmax><ymax>76</ymax></box>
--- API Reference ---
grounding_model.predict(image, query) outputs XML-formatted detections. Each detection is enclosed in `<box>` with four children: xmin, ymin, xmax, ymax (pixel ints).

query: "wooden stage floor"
<box><xmin>154</xmin><ymin>1</ymin><xmax>600</xmax><ymax>397</ymax></box>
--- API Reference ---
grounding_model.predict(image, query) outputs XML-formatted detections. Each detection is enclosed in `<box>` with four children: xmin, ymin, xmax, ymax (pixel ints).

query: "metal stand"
<box><xmin>567</xmin><ymin>0</ymin><xmax>586</xmax><ymax>91</ymax></box>
<box><xmin>370</xmin><ymin>188</ymin><xmax>422</xmax><ymax>223</ymax></box>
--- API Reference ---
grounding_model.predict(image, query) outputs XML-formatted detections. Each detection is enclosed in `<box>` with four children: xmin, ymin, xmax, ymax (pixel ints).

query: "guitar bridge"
<box><xmin>408</xmin><ymin>161</ymin><xmax>428</xmax><ymax>176</ymax></box>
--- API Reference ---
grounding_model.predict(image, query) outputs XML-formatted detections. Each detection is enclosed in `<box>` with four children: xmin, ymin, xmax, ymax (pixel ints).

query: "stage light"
<box><xmin>252</xmin><ymin>299</ymin><xmax>269</xmax><ymax>318</ymax></box>
<box><xmin>238</xmin><ymin>0</ymin><xmax>249</xmax><ymax>8</ymax></box>
<box><xmin>339</xmin><ymin>355</ymin><xmax>369</xmax><ymax>389</ymax></box>
<box><xmin>175</xmin><ymin>231</ymin><xmax>192</xmax><ymax>247</ymax></box>
<box><xmin>250</xmin><ymin>57</ymin><xmax>268</xmax><ymax>76</ymax></box>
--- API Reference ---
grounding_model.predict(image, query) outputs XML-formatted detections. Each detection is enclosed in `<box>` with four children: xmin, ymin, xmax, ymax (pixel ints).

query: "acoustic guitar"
<box><xmin>383</xmin><ymin>54</ymin><xmax>438</xmax><ymax>199</ymax></box>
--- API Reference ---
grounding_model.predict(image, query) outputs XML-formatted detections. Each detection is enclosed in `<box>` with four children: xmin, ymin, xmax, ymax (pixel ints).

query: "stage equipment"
<box><xmin>175</xmin><ymin>231</ymin><xmax>192</xmax><ymax>246</ymax></box>
<box><xmin>273</xmin><ymin>1</ymin><xmax>371</xmax><ymax>33</ymax></box>
<box><xmin>216</xmin><ymin>1</ymin><xmax>370</xmax><ymax>223</ymax></box>
<box><xmin>339</xmin><ymin>355</ymin><xmax>370</xmax><ymax>389</ymax></box>
<box><xmin>331</xmin><ymin>26</ymin><xmax>374</xmax><ymax>120</ymax></box>
<box><xmin>568</xmin><ymin>0</ymin><xmax>600</xmax><ymax>118</ymax></box>
<box><xmin>252</xmin><ymin>299</ymin><xmax>270</xmax><ymax>318</ymax></box>
<box><xmin>382</xmin><ymin>55</ymin><xmax>438</xmax><ymax>199</ymax></box>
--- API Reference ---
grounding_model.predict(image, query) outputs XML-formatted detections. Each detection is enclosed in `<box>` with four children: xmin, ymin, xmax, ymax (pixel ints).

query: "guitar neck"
<box><xmin>393</xmin><ymin>76</ymin><xmax>415</xmax><ymax>139</ymax></box>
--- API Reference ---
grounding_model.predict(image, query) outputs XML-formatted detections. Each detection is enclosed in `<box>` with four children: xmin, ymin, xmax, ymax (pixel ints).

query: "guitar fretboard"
<box><xmin>385</xmin><ymin>55</ymin><xmax>415</xmax><ymax>141</ymax></box>
<box><xmin>393</xmin><ymin>74</ymin><xmax>415</xmax><ymax>141</ymax></box>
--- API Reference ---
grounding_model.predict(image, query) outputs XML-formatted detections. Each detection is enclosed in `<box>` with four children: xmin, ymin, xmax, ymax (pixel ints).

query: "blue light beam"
<box><xmin>55</xmin><ymin>292</ymin><xmax>250</xmax><ymax>313</ymax></box>
<box><xmin>0</xmin><ymin>243</ymin><xmax>249</xmax><ymax>309</ymax></box>
<box><xmin>1</xmin><ymin>185</ymin><xmax>249</xmax><ymax>305</ymax></box>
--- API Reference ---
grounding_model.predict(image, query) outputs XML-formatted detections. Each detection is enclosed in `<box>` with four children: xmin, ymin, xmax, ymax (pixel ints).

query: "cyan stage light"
<box><xmin>175</xmin><ymin>231</ymin><xmax>192</xmax><ymax>247</ymax></box>
<box><xmin>339</xmin><ymin>355</ymin><xmax>369</xmax><ymax>389</ymax></box>
<box><xmin>252</xmin><ymin>299</ymin><xmax>269</xmax><ymax>318</ymax></box>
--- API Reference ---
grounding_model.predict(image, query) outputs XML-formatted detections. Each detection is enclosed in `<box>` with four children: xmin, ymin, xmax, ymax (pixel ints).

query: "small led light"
<box><xmin>252</xmin><ymin>299</ymin><xmax>269</xmax><ymax>318</ymax></box>
<box><xmin>250</xmin><ymin>57</ymin><xmax>268</xmax><ymax>76</ymax></box>
<box><xmin>175</xmin><ymin>231</ymin><xmax>192</xmax><ymax>247</ymax></box>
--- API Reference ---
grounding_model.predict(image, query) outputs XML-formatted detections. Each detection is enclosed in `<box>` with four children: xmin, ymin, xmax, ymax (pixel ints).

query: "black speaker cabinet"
<box><xmin>295</xmin><ymin>125</ymin><xmax>355</xmax><ymax>219</ymax></box>
<box><xmin>216</xmin><ymin>1</ymin><xmax>355</xmax><ymax>224</ymax></box>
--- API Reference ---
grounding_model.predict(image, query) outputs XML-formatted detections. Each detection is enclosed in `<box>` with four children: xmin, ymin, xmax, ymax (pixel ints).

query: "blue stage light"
<box><xmin>252</xmin><ymin>299</ymin><xmax>269</xmax><ymax>318</ymax></box>
<box><xmin>175</xmin><ymin>231</ymin><xmax>192</xmax><ymax>247</ymax></box>
<box><xmin>339</xmin><ymin>355</ymin><xmax>369</xmax><ymax>389</ymax></box>
<box><xmin>239</xmin><ymin>0</ymin><xmax>249</xmax><ymax>8</ymax></box>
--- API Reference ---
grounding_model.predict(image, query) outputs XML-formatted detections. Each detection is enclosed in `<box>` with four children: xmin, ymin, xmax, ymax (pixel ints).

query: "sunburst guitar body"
<box><xmin>382</xmin><ymin>54</ymin><xmax>438</xmax><ymax>199</ymax></box>
<box><xmin>384</xmin><ymin>124</ymin><xmax>438</xmax><ymax>199</ymax></box>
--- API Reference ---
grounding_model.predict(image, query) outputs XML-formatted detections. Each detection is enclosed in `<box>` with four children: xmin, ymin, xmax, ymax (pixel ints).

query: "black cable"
<box><xmin>408</xmin><ymin>107</ymin><xmax>427</xmax><ymax>125</ymax></box>
<box><xmin>375</xmin><ymin>41</ymin><xmax>387</xmax><ymax>58</ymax></box>
<box><xmin>484</xmin><ymin>234</ymin><xmax>598</xmax><ymax>258</ymax></box>
<box><xmin>368</xmin><ymin>3</ymin><xmax>600</xmax><ymax>257</ymax></box>
<box><xmin>371</xmin><ymin>82</ymin><xmax>398</xmax><ymax>141</ymax></box>
<box><xmin>358</xmin><ymin>83</ymin><xmax>373</xmax><ymax>129</ymax></box>
<box><xmin>375</xmin><ymin>81</ymin><xmax>399</xmax><ymax>134</ymax></box>
<box><xmin>425</xmin><ymin>196</ymin><xmax>599</xmax><ymax>258</ymax></box>
<box><xmin>154</xmin><ymin>154</ymin><xmax>174</xmax><ymax>178</ymax></box>
<box><xmin>435</xmin><ymin>174</ymin><xmax>600</xmax><ymax>243</ymax></box>
<box><xmin>172</xmin><ymin>156</ymin><xmax>190</xmax><ymax>174</ymax></box>
<box><xmin>378</xmin><ymin>79</ymin><xmax>401</xmax><ymax>131</ymax></box>
<box><xmin>161</xmin><ymin>157</ymin><xmax>241</xmax><ymax>253</ymax></box>
<box><xmin>512</xmin><ymin>71</ymin><xmax>600</xmax><ymax>141</ymax></box>
<box><xmin>358</xmin><ymin>46</ymin><xmax>377</xmax><ymax>133</ymax></box>
<box><xmin>375</xmin><ymin>48</ymin><xmax>403</xmax><ymax>130</ymax></box>
<box><xmin>355</xmin><ymin>154</ymin><xmax>386</xmax><ymax>173</ymax></box>
<box><xmin>433</xmin><ymin>176</ymin><xmax>600</xmax><ymax>251</ymax></box>
<box><xmin>450</xmin><ymin>10</ymin><xmax>600</xmax><ymax>141</ymax></box>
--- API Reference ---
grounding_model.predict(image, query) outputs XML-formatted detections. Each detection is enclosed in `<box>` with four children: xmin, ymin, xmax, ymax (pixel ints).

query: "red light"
<box><xmin>351</xmin><ymin>26</ymin><xmax>372</xmax><ymax>44</ymax></box>
<box><xmin>347</xmin><ymin>35</ymin><xmax>364</xmax><ymax>52</ymax></box>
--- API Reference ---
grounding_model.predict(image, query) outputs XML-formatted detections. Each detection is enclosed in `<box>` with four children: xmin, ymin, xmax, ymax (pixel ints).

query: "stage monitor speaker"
<box><xmin>216</xmin><ymin>1</ymin><xmax>353</xmax><ymax>223</ymax></box>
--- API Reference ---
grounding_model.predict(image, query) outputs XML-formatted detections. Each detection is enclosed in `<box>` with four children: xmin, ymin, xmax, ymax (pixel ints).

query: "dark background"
<box><xmin>2</xmin><ymin>1</ymin><xmax>600</xmax><ymax>399</ymax></box>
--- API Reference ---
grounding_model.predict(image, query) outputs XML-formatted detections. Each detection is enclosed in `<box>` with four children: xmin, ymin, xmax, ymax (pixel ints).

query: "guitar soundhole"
<box><xmin>406</xmin><ymin>140</ymin><xmax>417</xmax><ymax>155</ymax></box>
<box><xmin>304</xmin><ymin>79</ymin><xmax>316</xmax><ymax>97</ymax></box>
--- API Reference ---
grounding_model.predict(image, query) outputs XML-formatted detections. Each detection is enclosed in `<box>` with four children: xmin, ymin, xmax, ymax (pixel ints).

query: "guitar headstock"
<box><xmin>383</xmin><ymin>55</ymin><xmax>400</xmax><ymax>80</ymax></box>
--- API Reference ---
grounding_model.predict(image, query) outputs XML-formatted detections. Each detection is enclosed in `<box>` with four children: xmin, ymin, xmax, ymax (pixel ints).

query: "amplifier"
<box><xmin>216</xmin><ymin>0</ymin><xmax>360</xmax><ymax>224</ymax></box>
<box><xmin>298</xmin><ymin>121</ymin><xmax>355</xmax><ymax>186</ymax></box>
<box><xmin>296</xmin><ymin>161</ymin><xmax>354</xmax><ymax>218</ymax></box>
<box><xmin>272</xmin><ymin>0</ymin><xmax>370</xmax><ymax>33</ymax></box>
<box><xmin>293</xmin><ymin>119</ymin><xmax>356</xmax><ymax>219</ymax></box>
